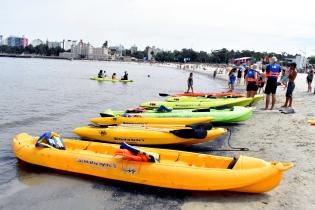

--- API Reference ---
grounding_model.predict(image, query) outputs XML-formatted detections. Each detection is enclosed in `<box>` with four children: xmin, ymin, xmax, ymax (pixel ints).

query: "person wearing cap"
<box><xmin>282</xmin><ymin>63</ymin><xmax>297</xmax><ymax>108</ymax></box>
<box><xmin>121</xmin><ymin>71</ymin><xmax>128</xmax><ymax>80</ymax></box>
<box><xmin>264</xmin><ymin>56</ymin><xmax>281</xmax><ymax>110</ymax></box>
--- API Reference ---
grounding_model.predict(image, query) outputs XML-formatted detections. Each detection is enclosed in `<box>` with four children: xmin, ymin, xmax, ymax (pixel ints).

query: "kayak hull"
<box><xmin>90</xmin><ymin>76</ymin><xmax>133</xmax><ymax>83</ymax></box>
<box><xmin>90</xmin><ymin>116</ymin><xmax>214</xmax><ymax>125</ymax></box>
<box><xmin>73</xmin><ymin>126</ymin><xmax>227</xmax><ymax>145</ymax></box>
<box><xmin>140</xmin><ymin>98</ymin><xmax>253</xmax><ymax>109</ymax></box>
<box><xmin>100</xmin><ymin>106</ymin><xmax>253</xmax><ymax>123</ymax></box>
<box><xmin>13</xmin><ymin>133</ymin><xmax>293</xmax><ymax>193</ymax></box>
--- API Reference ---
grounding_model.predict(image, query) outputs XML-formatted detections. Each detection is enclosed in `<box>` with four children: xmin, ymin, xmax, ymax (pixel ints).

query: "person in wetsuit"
<box><xmin>264</xmin><ymin>56</ymin><xmax>281</xmax><ymax>110</ymax></box>
<box><xmin>186</xmin><ymin>72</ymin><xmax>194</xmax><ymax>93</ymax></box>
<box><xmin>98</xmin><ymin>70</ymin><xmax>104</xmax><ymax>78</ymax></box>
<box><xmin>121</xmin><ymin>71</ymin><xmax>128</xmax><ymax>80</ymax></box>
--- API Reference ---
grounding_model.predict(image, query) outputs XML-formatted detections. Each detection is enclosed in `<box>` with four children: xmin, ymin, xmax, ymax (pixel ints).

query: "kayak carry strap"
<box><xmin>227</xmin><ymin>157</ymin><xmax>238</xmax><ymax>169</ymax></box>
<box><xmin>115</xmin><ymin>142</ymin><xmax>160</xmax><ymax>163</ymax></box>
<box><xmin>35</xmin><ymin>132</ymin><xmax>66</xmax><ymax>150</ymax></box>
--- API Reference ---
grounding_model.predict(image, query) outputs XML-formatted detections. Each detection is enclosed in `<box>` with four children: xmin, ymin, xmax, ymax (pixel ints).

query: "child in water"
<box><xmin>228</xmin><ymin>68</ymin><xmax>237</xmax><ymax>92</ymax></box>
<box><xmin>186</xmin><ymin>73</ymin><xmax>193</xmax><ymax>93</ymax></box>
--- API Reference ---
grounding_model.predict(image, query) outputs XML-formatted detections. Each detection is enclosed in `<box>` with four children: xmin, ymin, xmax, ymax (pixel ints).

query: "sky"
<box><xmin>1</xmin><ymin>0</ymin><xmax>315</xmax><ymax>55</ymax></box>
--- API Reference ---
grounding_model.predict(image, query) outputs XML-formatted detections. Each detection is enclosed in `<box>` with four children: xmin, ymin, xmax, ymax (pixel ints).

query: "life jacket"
<box><xmin>266</xmin><ymin>64</ymin><xmax>281</xmax><ymax>78</ymax></box>
<box><xmin>247</xmin><ymin>69</ymin><xmax>258</xmax><ymax>82</ymax></box>
<box><xmin>114</xmin><ymin>142</ymin><xmax>160</xmax><ymax>162</ymax></box>
<box><xmin>35</xmin><ymin>132</ymin><xmax>66</xmax><ymax>150</ymax></box>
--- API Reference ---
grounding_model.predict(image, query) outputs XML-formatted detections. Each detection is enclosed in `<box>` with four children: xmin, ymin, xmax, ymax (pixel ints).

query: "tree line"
<box><xmin>0</xmin><ymin>44</ymin><xmax>66</xmax><ymax>56</ymax></box>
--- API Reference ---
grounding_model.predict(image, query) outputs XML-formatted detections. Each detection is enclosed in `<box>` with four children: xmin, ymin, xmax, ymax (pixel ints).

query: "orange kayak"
<box><xmin>175</xmin><ymin>92</ymin><xmax>246</xmax><ymax>98</ymax></box>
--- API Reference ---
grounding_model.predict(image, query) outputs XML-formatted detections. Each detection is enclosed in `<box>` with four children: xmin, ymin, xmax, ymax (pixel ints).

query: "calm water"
<box><xmin>0</xmin><ymin>58</ymin><xmax>224</xmax><ymax>208</ymax></box>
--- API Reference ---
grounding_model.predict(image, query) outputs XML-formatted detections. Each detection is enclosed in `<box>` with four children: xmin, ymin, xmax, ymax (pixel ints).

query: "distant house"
<box><xmin>230</xmin><ymin>57</ymin><xmax>252</xmax><ymax>65</ymax></box>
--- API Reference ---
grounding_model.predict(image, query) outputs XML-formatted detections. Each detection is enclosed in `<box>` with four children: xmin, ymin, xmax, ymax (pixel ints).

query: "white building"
<box><xmin>31</xmin><ymin>39</ymin><xmax>44</xmax><ymax>47</ymax></box>
<box><xmin>59</xmin><ymin>40</ymin><xmax>109</xmax><ymax>60</ymax></box>
<box><xmin>47</xmin><ymin>41</ymin><xmax>62</xmax><ymax>48</ymax></box>
<box><xmin>62</xmin><ymin>40</ymin><xmax>77</xmax><ymax>51</ymax></box>
<box><xmin>0</xmin><ymin>35</ymin><xmax>3</xmax><ymax>45</ymax></box>
<box><xmin>147</xmin><ymin>46</ymin><xmax>162</xmax><ymax>60</ymax></box>
<box><xmin>285</xmin><ymin>55</ymin><xmax>307</xmax><ymax>70</ymax></box>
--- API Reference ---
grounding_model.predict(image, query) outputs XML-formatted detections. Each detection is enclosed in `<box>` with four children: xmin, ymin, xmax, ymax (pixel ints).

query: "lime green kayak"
<box><xmin>100</xmin><ymin>106</ymin><xmax>253</xmax><ymax>123</ymax></box>
<box><xmin>166</xmin><ymin>94</ymin><xmax>264</xmax><ymax>103</ymax></box>
<box><xmin>90</xmin><ymin>76</ymin><xmax>133</xmax><ymax>83</ymax></box>
<box><xmin>140</xmin><ymin>97</ymin><xmax>253</xmax><ymax>109</ymax></box>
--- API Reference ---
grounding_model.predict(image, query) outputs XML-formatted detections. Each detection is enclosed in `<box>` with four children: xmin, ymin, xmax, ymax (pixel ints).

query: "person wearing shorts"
<box><xmin>186</xmin><ymin>72</ymin><xmax>193</xmax><ymax>93</ymax></box>
<box><xmin>306</xmin><ymin>67</ymin><xmax>313</xmax><ymax>93</ymax></box>
<box><xmin>264</xmin><ymin>57</ymin><xmax>281</xmax><ymax>110</ymax></box>
<box><xmin>246</xmin><ymin>64</ymin><xmax>259</xmax><ymax>98</ymax></box>
<box><xmin>282</xmin><ymin>63</ymin><xmax>297</xmax><ymax>108</ymax></box>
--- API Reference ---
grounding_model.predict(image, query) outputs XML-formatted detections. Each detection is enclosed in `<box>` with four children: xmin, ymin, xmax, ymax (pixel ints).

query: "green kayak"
<box><xmin>140</xmin><ymin>97</ymin><xmax>253</xmax><ymax>109</ymax></box>
<box><xmin>90</xmin><ymin>76</ymin><xmax>133</xmax><ymax>83</ymax></box>
<box><xmin>166</xmin><ymin>94</ymin><xmax>264</xmax><ymax>103</ymax></box>
<box><xmin>100</xmin><ymin>106</ymin><xmax>253</xmax><ymax>123</ymax></box>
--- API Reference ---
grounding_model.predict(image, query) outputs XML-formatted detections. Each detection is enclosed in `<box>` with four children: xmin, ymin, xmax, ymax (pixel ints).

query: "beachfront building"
<box><xmin>147</xmin><ymin>46</ymin><xmax>162</xmax><ymax>61</ymax></box>
<box><xmin>59</xmin><ymin>40</ymin><xmax>109</xmax><ymax>60</ymax></box>
<box><xmin>230</xmin><ymin>57</ymin><xmax>252</xmax><ymax>65</ymax></box>
<box><xmin>47</xmin><ymin>41</ymin><xmax>62</xmax><ymax>48</ymax></box>
<box><xmin>109</xmin><ymin>45</ymin><xmax>124</xmax><ymax>57</ymax></box>
<box><xmin>7</xmin><ymin>36</ymin><xmax>28</xmax><ymax>48</ymax></box>
<box><xmin>30</xmin><ymin>39</ymin><xmax>44</xmax><ymax>47</ymax></box>
<box><xmin>130</xmin><ymin>45</ymin><xmax>138</xmax><ymax>54</ymax></box>
<box><xmin>285</xmin><ymin>55</ymin><xmax>307</xmax><ymax>71</ymax></box>
<box><xmin>0</xmin><ymin>35</ymin><xmax>3</xmax><ymax>45</ymax></box>
<box><xmin>62</xmin><ymin>40</ymin><xmax>77</xmax><ymax>51</ymax></box>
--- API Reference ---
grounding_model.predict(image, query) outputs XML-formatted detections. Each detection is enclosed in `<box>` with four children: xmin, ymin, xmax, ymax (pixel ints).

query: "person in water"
<box><xmin>282</xmin><ymin>63</ymin><xmax>297</xmax><ymax>108</ymax></box>
<box><xmin>98</xmin><ymin>70</ymin><xmax>104</xmax><ymax>78</ymax></box>
<box><xmin>121</xmin><ymin>71</ymin><xmax>128</xmax><ymax>80</ymax></box>
<box><xmin>186</xmin><ymin>72</ymin><xmax>194</xmax><ymax>93</ymax></box>
<box><xmin>112</xmin><ymin>73</ymin><xmax>117</xmax><ymax>80</ymax></box>
<box><xmin>228</xmin><ymin>67</ymin><xmax>237</xmax><ymax>92</ymax></box>
<box><xmin>245</xmin><ymin>64</ymin><xmax>259</xmax><ymax>98</ymax></box>
<box><xmin>264</xmin><ymin>56</ymin><xmax>281</xmax><ymax>110</ymax></box>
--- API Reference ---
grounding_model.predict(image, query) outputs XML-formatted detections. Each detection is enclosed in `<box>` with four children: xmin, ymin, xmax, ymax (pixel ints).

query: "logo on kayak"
<box><xmin>114</xmin><ymin>137</ymin><xmax>144</xmax><ymax>142</ymax></box>
<box><xmin>77</xmin><ymin>158</ymin><xmax>117</xmax><ymax>169</ymax></box>
<box><xmin>149</xmin><ymin>103</ymin><xmax>156</xmax><ymax>106</ymax></box>
<box><xmin>123</xmin><ymin>167</ymin><xmax>136</xmax><ymax>175</ymax></box>
<box><xmin>100</xmin><ymin>131</ymin><xmax>107</xmax><ymax>136</ymax></box>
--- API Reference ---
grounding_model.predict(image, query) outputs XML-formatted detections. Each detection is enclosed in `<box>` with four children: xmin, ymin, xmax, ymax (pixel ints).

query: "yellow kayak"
<box><xmin>73</xmin><ymin>125</ymin><xmax>226</xmax><ymax>145</ymax></box>
<box><xmin>307</xmin><ymin>120</ymin><xmax>315</xmax><ymax>125</ymax></box>
<box><xmin>13</xmin><ymin>133</ymin><xmax>293</xmax><ymax>193</ymax></box>
<box><xmin>90</xmin><ymin>116</ymin><xmax>214</xmax><ymax>126</ymax></box>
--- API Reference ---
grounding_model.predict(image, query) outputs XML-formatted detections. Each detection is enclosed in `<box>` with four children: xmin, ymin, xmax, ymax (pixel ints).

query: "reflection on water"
<box><xmin>0</xmin><ymin>57</ymin><xmax>225</xmax><ymax>206</ymax></box>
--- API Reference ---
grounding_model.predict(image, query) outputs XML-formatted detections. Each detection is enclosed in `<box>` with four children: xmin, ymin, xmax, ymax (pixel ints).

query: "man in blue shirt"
<box><xmin>264</xmin><ymin>57</ymin><xmax>281</xmax><ymax>110</ymax></box>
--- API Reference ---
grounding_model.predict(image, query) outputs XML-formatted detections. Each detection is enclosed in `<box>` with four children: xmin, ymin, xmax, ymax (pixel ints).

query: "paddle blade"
<box><xmin>159</xmin><ymin>93</ymin><xmax>170</xmax><ymax>97</ymax></box>
<box><xmin>170</xmin><ymin>129</ymin><xmax>207</xmax><ymax>139</ymax></box>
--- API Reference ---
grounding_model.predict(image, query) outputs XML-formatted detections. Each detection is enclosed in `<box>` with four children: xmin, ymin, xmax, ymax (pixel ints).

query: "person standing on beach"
<box><xmin>306</xmin><ymin>66</ymin><xmax>314</xmax><ymax>93</ymax></box>
<box><xmin>228</xmin><ymin>68</ymin><xmax>237</xmax><ymax>92</ymax></box>
<box><xmin>258</xmin><ymin>69</ymin><xmax>266</xmax><ymax>94</ymax></box>
<box><xmin>243</xmin><ymin>66</ymin><xmax>249</xmax><ymax>85</ymax></box>
<box><xmin>237</xmin><ymin>67</ymin><xmax>242</xmax><ymax>85</ymax></box>
<box><xmin>186</xmin><ymin>72</ymin><xmax>194</xmax><ymax>93</ymax></box>
<box><xmin>264</xmin><ymin>57</ymin><xmax>281</xmax><ymax>110</ymax></box>
<box><xmin>245</xmin><ymin>64</ymin><xmax>259</xmax><ymax>98</ymax></box>
<box><xmin>282</xmin><ymin>63</ymin><xmax>297</xmax><ymax>108</ymax></box>
<box><xmin>213</xmin><ymin>68</ymin><xmax>217</xmax><ymax>79</ymax></box>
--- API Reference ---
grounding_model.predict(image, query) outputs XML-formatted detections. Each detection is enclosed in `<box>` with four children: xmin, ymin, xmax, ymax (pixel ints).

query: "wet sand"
<box><xmin>1</xmin><ymin>62</ymin><xmax>315</xmax><ymax>210</ymax></box>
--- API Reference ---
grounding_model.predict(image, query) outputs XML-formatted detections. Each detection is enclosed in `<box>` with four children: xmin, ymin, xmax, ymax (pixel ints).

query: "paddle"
<box><xmin>159</xmin><ymin>93</ymin><xmax>171</xmax><ymax>97</ymax></box>
<box><xmin>88</xmin><ymin>124</ymin><xmax>210</xmax><ymax>139</ymax></box>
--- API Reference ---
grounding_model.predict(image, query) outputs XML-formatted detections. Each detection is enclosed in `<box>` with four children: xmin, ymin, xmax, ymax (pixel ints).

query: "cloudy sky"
<box><xmin>1</xmin><ymin>0</ymin><xmax>315</xmax><ymax>55</ymax></box>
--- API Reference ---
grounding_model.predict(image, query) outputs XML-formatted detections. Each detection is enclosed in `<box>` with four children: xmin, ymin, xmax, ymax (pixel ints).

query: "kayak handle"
<box><xmin>272</xmin><ymin>162</ymin><xmax>294</xmax><ymax>171</ymax></box>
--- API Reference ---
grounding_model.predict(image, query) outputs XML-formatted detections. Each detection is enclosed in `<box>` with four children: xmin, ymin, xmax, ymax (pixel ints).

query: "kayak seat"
<box><xmin>192</xmin><ymin>108</ymin><xmax>211</xmax><ymax>112</ymax></box>
<box><xmin>35</xmin><ymin>132</ymin><xmax>66</xmax><ymax>150</ymax></box>
<box><xmin>170</xmin><ymin>129</ymin><xmax>207</xmax><ymax>139</ymax></box>
<box><xmin>227</xmin><ymin>157</ymin><xmax>238</xmax><ymax>169</ymax></box>
<box><xmin>187</xmin><ymin>123</ymin><xmax>212</xmax><ymax>130</ymax></box>
<box><xmin>156</xmin><ymin>105</ymin><xmax>172</xmax><ymax>113</ymax></box>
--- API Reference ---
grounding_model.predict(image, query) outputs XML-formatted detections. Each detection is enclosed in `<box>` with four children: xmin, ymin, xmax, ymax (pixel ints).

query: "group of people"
<box><xmin>228</xmin><ymin>57</ymin><xmax>298</xmax><ymax>109</ymax></box>
<box><xmin>98</xmin><ymin>70</ymin><xmax>129</xmax><ymax>80</ymax></box>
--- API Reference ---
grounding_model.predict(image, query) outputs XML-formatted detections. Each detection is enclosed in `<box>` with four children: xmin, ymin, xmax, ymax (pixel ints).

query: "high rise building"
<box><xmin>7</xmin><ymin>36</ymin><xmax>28</xmax><ymax>48</ymax></box>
